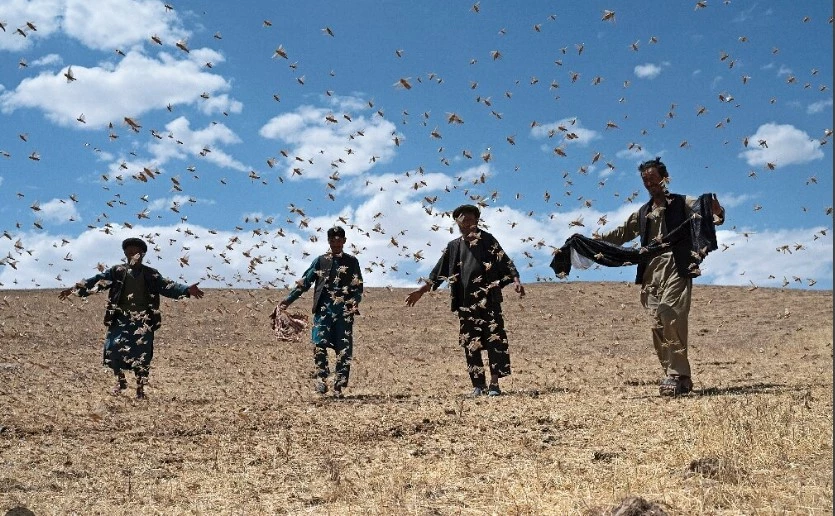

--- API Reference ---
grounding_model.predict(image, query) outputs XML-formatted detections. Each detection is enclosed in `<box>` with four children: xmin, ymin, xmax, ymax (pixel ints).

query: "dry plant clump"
<box><xmin>584</xmin><ymin>495</ymin><xmax>670</xmax><ymax>515</ymax></box>
<box><xmin>0</xmin><ymin>283</ymin><xmax>832</xmax><ymax>514</ymax></box>
<box><xmin>687</xmin><ymin>457</ymin><xmax>744</xmax><ymax>483</ymax></box>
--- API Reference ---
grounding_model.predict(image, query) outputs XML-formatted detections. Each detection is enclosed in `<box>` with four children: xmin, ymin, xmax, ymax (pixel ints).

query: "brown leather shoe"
<box><xmin>659</xmin><ymin>376</ymin><xmax>692</xmax><ymax>397</ymax></box>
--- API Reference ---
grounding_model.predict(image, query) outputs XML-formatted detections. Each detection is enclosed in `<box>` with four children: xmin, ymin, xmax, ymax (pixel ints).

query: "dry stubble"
<box><xmin>0</xmin><ymin>283</ymin><xmax>831</xmax><ymax>515</ymax></box>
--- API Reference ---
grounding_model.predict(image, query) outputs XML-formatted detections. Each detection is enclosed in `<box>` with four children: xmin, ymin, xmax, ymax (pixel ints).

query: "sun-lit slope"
<box><xmin>0</xmin><ymin>283</ymin><xmax>831</xmax><ymax>513</ymax></box>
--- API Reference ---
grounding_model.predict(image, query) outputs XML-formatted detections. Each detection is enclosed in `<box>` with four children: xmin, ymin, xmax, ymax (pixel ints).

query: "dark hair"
<box><xmin>327</xmin><ymin>226</ymin><xmax>346</xmax><ymax>239</ymax></box>
<box><xmin>452</xmin><ymin>204</ymin><xmax>480</xmax><ymax>219</ymax></box>
<box><xmin>121</xmin><ymin>237</ymin><xmax>147</xmax><ymax>253</ymax></box>
<box><xmin>638</xmin><ymin>157</ymin><xmax>668</xmax><ymax>178</ymax></box>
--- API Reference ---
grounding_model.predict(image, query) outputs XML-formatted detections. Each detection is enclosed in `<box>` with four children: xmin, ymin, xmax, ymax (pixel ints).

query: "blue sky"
<box><xmin>0</xmin><ymin>0</ymin><xmax>832</xmax><ymax>291</ymax></box>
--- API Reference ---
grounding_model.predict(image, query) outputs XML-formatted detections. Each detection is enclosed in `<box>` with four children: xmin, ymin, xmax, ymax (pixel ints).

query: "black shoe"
<box><xmin>135</xmin><ymin>376</ymin><xmax>148</xmax><ymax>399</ymax></box>
<box><xmin>678</xmin><ymin>376</ymin><xmax>693</xmax><ymax>395</ymax></box>
<box><xmin>487</xmin><ymin>384</ymin><xmax>502</xmax><ymax>397</ymax></box>
<box><xmin>111</xmin><ymin>377</ymin><xmax>127</xmax><ymax>396</ymax></box>
<box><xmin>315</xmin><ymin>380</ymin><xmax>328</xmax><ymax>394</ymax></box>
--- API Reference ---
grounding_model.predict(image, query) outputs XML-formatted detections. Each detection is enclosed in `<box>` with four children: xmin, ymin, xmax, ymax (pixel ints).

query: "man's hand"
<box><xmin>188</xmin><ymin>283</ymin><xmax>204</xmax><ymax>299</ymax></box>
<box><xmin>405</xmin><ymin>290</ymin><xmax>424</xmax><ymax>307</ymax></box>
<box><xmin>58</xmin><ymin>282</ymin><xmax>83</xmax><ymax>300</ymax></box>
<box><xmin>711</xmin><ymin>194</ymin><xmax>724</xmax><ymax>217</ymax></box>
<box><xmin>405</xmin><ymin>283</ymin><xmax>430</xmax><ymax>306</ymax></box>
<box><xmin>513</xmin><ymin>278</ymin><xmax>526</xmax><ymax>298</ymax></box>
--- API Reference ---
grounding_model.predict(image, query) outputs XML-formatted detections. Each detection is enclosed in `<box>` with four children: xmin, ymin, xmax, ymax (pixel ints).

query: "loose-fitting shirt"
<box><xmin>601</xmin><ymin>195</ymin><xmax>724</xmax><ymax>288</ymax></box>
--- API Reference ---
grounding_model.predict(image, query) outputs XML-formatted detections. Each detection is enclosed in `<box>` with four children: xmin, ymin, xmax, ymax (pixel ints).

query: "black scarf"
<box><xmin>550</xmin><ymin>193</ymin><xmax>719</xmax><ymax>280</ymax></box>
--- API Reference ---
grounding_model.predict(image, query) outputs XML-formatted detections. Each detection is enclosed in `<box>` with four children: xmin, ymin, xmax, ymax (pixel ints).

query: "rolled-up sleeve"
<box><xmin>283</xmin><ymin>259</ymin><xmax>319</xmax><ymax>306</ymax></box>
<box><xmin>600</xmin><ymin>211</ymin><xmax>640</xmax><ymax>245</ymax></box>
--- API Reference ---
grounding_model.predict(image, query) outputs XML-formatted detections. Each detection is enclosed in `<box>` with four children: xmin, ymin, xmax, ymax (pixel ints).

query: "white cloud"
<box><xmin>715</xmin><ymin>192</ymin><xmax>755</xmax><ymax>209</ymax></box>
<box><xmin>0</xmin><ymin>0</ymin><xmax>63</xmax><ymax>52</ymax></box>
<box><xmin>732</xmin><ymin>8</ymin><xmax>754</xmax><ymax>23</ymax></box>
<box><xmin>63</xmin><ymin>0</ymin><xmax>189</xmax><ymax>51</ymax></box>
<box><xmin>38</xmin><ymin>198</ymin><xmax>81</xmax><ymax>224</ymax></box>
<box><xmin>325</xmin><ymin>94</ymin><xmax>368</xmax><ymax>112</ymax></box>
<box><xmin>93</xmin><ymin>117</ymin><xmax>247</xmax><ymax>182</ymax></box>
<box><xmin>0</xmin><ymin>0</ymin><xmax>189</xmax><ymax>53</ymax></box>
<box><xmin>30</xmin><ymin>53</ymin><xmax>62</xmax><ymax>67</ymax></box>
<box><xmin>807</xmin><ymin>98</ymin><xmax>833</xmax><ymax>115</ymax></box>
<box><xmin>147</xmin><ymin>116</ymin><xmax>247</xmax><ymax>171</ymax></box>
<box><xmin>738</xmin><ymin>123</ymin><xmax>824</xmax><ymax>168</ymax></box>
<box><xmin>0</xmin><ymin>51</ymin><xmax>234</xmax><ymax>128</ymax></box>
<box><xmin>197</xmin><ymin>94</ymin><xmax>243</xmax><ymax>116</ymax></box>
<box><xmin>706</xmin><ymin>227</ymin><xmax>833</xmax><ymax>288</ymax></box>
<box><xmin>615</xmin><ymin>146</ymin><xmax>651</xmax><ymax>161</ymax></box>
<box><xmin>98</xmin><ymin>155</ymin><xmax>160</xmax><ymax>182</ymax></box>
<box><xmin>776</xmin><ymin>64</ymin><xmax>792</xmax><ymax>77</ymax></box>
<box><xmin>147</xmin><ymin>194</ymin><xmax>196</xmax><ymax>213</ymax></box>
<box><xmin>242</xmin><ymin>212</ymin><xmax>266</xmax><ymax>223</ymax></box>
<box><xmin>634</xmin><ymin>63</ymin><xmax>662</xmax><ymax>79</ymax></box>
<box><xmin>259</xmin><ymin>97</ymin><xmax>399</xmax><ymax>181</ymax></box>
<box><xmin>530</xmin><ymin>117</ymin><xmax>601</xmax><ymax>147</ymax></box>
<box><xmin>261</xmin><ymin>112</ymin><xmax>306</xmax><ymax>135</ymax></box>
<box><xmin>1</xmin><ymin>197</ymin><xmax>831</xmax><ymax>291</ymax></box>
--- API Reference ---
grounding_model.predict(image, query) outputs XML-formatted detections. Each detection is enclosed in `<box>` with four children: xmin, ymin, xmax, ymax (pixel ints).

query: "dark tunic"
<box><xmin>426</xmin><ymin>230</ymin><xmax>520</xmax><ymax>387</ymax></box>
<box><xmin>75</xmin><ymin>264</ymin><xmax>191</xmax><ymax>375</ymax></box>
<box><xmin>427</xmin><ymin>230</ymin><xmax>519</xmax><ymax>313</ymax></box>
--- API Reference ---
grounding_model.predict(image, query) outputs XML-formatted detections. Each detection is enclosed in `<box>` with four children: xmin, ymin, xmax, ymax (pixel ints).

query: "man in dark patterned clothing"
<box><xmin>406</xmin><ymin>205</ymin><xmax>525</xmax><ymax>397</ymax></box>
<box><xmin>59</xmin><ymin>237</ymin><xmax>204</xmax><ymax>399</ymax></box>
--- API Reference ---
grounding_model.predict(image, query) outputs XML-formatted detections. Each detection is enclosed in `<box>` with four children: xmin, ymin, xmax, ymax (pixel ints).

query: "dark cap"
<box><xmin>327</xmin><ymin>226</ymin><xmax>346</xmax><ymax>239</ymax></box>
<box><xmin>122</xmin><ymin>237</ymin><xmax>148</xmax><ymax>253</ymax></box>
<box><xmin>452</xmin><ymin>204</ymin><xmax>480</xmax><ymax>220</ymax></box>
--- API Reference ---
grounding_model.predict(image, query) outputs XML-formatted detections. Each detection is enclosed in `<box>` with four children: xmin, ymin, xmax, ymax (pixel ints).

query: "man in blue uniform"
<box><xmin>279</xmin><ymin>226</ymin><xmax>363</xmax><ymax>397</ymax></box>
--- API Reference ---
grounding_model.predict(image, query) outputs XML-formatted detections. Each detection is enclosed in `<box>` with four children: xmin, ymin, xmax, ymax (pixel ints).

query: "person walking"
<box><xmin>58</xmin><ymin>237</ymin><xmax>204</xmax><ymax>399</ymax></box>
<box><xmin>278</xmin><ymin>226</ymin><xmax>363</xmax><ymax>397</ymax></box>
<box><xmin>597</xmin><ymin>158</ymin><xmax>725</xmax><ymax>396</ymax></box>
<box><xmin>405</xmin><ymin>204</ymin><xmax>525</xmax><ymax>397</ymax></box>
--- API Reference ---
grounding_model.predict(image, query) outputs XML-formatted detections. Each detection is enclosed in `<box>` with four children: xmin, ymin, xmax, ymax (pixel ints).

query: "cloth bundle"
<box><xmin>269</xmin><ymin>307</ymin><xmax>309</xmax><ymax>342</ymax></box>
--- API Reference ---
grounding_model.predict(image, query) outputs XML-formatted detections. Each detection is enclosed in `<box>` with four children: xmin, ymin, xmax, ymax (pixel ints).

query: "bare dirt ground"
<box><xmin>1</xmin><ymin>282</ymin><xmax>832</xmax><ymax>515</ymax></box>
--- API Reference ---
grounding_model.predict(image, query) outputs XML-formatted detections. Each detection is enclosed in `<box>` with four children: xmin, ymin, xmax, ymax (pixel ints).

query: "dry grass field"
<box><xmin>1</xmin><ymin>282</ymin><xmax>832</xmax><ymax>515</ymax></box>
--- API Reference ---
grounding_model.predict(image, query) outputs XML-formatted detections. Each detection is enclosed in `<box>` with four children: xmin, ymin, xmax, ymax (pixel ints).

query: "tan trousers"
<box><xmin>641</xmin><ymin>276</ymin><xmax>692</xmax><ymax>378</ymax></box>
